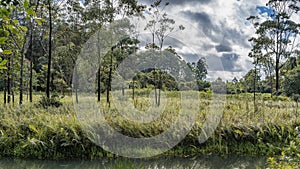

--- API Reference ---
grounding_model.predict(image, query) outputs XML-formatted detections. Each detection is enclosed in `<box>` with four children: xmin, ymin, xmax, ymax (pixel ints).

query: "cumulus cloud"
<box><xmin>215</xmin><ymin>44</ymin><xmax>232</xmax><ymax>52</ymax></box>
<box><xmin>135</xmin><ymin>0</ymin><xmax>300</xmax><ymax>81</ymax></box>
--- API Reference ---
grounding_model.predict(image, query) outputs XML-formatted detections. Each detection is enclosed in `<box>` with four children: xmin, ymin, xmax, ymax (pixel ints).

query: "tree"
<box><xmin>187</xmin><ymin>57</ymin><xmax>208</xmax><ymax>91</ymax></box>
<box><xmin>45</xmin><ymin>0</ymin><xmax>53</xmax><ymax>99</ymax></box>
<box><xmin>211</xmin><ymin>77</ymin><xmax>226</xmax><ymax>94</ymax></box>
<box><xmin>283</xmin><ymin>65</ymin><xmax>300</xmax><ymax>117</ymax></box>
<box><xmin>0</xmin><ymin>0</ymin><xmax>39</xmax><ymax>104</ymax></box>
<box><xmin>247</xmin><ymin>0</ymin><xmax>300</xmax><ymax>94</ymax></box>
<box><xmin>283</xmin><ymin>66</ymin><xmax>300</xmax><ymax>97</ymax></box>
<box><xmin>144</xmin><ymin>0</ymin><xmax>184</xmax><ymax>106</ymax></box>
<box><xmin>243</xmin><ymin>69</ymin><xmax>261</xmax><ymax>93</ymax></box>
<box><xmin>195</xmin><ymin>57</ymin><xmax>208</xmax><ymax>81</ymax></box>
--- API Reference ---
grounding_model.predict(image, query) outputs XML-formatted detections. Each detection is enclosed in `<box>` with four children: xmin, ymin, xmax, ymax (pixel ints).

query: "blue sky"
<box><xmin>256</xmin><ymin>6</ymin><xmax>275</xmax><ymax>16</ymax></box>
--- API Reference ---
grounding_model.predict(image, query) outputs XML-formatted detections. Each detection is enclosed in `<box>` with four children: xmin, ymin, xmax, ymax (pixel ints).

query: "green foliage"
<box><xmin>211</xmin><ymin>77</ymin><xmax>226</xmax><ymax>94</ymax></box>
<box><xmin>247</xmin><ymin>0</ymin><xmax>300</xmax><ymax>92</ymax></box>
<box><xmin>267</xmin><ymin>152</ymin><xmax>300</xmax><ymax>169</ymax></box>
<box><xmin>0</xmin><ymin>92</ymin><xmax>299</xmax><ymax>160</ymax></box>
<box><xmin>38</xmin><ymin>94</ymin><xmax>63</xmax><ymax>108</ymax></box>
<box><xmin>0</xmin><ymin>57</ymin><xmax>7</xmax><ymax>69</ymax></box>
<box><xmin>283</xmin><ymin>67</ymin><xmax>300</xmax><ymax>97</ymax></box>
<box><xmin>132</xmin><ymin>70</ymin><xmax>179</xmax><ymax>91</ymax></box>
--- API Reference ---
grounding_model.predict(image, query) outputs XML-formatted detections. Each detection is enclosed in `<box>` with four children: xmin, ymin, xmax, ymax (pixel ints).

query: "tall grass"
<box><xmin>0</xmin><ymin>92</ymin><xmax>299</xmax><ymax>159</ymax></box>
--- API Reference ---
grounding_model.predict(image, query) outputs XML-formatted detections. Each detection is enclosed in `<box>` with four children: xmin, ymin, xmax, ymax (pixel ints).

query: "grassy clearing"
<box><xmin>0</xmin><ymin>91</ymin><xmax>299</xmax><ymax>161</ymax></box>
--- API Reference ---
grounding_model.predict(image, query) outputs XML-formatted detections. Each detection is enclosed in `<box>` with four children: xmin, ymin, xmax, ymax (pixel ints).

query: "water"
<box><xmin>0</xmin><ymin>155</ymin><xmax>266</xmax><ymax>169</ymax></box>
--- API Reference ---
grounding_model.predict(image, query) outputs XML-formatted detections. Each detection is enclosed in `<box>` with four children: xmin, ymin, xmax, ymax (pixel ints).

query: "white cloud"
<box><xmin>134</xmin><ymin>0</ymin><xmax>300</xmax><ymax>81</ymax></box>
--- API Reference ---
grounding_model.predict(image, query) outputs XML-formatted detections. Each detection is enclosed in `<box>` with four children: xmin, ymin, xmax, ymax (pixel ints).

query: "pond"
<box><xmin>0</xmin><ymin>155</ymin><xmax>266</xmax><ymax>169</ymax></box>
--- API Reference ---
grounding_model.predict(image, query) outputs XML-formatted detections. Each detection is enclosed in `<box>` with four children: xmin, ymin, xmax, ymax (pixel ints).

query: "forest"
<box><xmin>0</xmin><ymin>0</ymin><xmax>300</xmax><ymax>168</ymax></box>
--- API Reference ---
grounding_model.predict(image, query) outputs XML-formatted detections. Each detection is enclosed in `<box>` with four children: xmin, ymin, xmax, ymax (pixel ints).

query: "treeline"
<box><xmin>0</xmin><ymin>0</ymin><xmax>144</xmax><ymax>105</ymax></box>
<box><xmin>0</xmin><ymin>0</ymin><xmax>209</xmax><ymax>106</ymax></box>
<box><xmin>1</xmin><ymin>0</ymin><xmax>300</xmax><ymax>106</ymax></box>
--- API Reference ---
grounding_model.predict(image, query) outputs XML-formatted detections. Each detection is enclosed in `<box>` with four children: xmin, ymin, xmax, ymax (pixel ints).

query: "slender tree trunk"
<box><xmin>19</xmin><ymin>54</ymin><xmax>24</xmax><ymax>104</ymax></box>
<box><xmin>154</xmin><ymin>70</ymin><xmax>157</xmax><ymax>105</ymax></box>
<box><xmin>132</xmin><ymin>76</ymin><xmax>135</xmax><ymax>102</ymax></box>
<box><xmin>97</xmin><ymin>68</ymin><xmax>101</xmax><ymax>102</ymax></box>
<box><xmin>4</xmin><ymin>79</ymin><xmax>6</xmax><ymax>104</ymax></box>
<box><xmin>46</xmin><ymin>0</ymin><xmax>52</xmax><ymax>99</ymax></box>
<box><xmin>73</xmin><ymin>58</ymin><xmax>78</xmax><ymax>103</ymax></box>
<box><xmin>152</xmin><ymin>33</ymin><xmax>157</xmax><ymax>106</ymax></box>
<box><xmin>11</xmin><ymin>55</ymin><xmax>14</xmax><ymax>104</ymax></box>
<box><xmin>7</xmin><ymin>57</ymin><xmax>11</xmax><ymax>104</ymax></box>
<box><xmin>12</xmin><ymin>90</ymin><xmax>14</xmax><ymax>104</ymax></box>
<box><xmin>158</xmin><ymin>71</ymin><xmax>161</xmax><ymax>106</ymax></box>
<box><xmin>28</xmin><ymin>0</ymin><xmax>34</xmax><ymax>102</ymax></box>
<box><xmin>275</xmin><ymin>58</ymin><xmax>279</xmax><ymax>94</ymax></box>
<box><xmin>275</xmin><ymin>17</ymin><xmax>280</xmax><ymax>94</ymax></box>
<box><xmin>29</xmin><ymin>32</ymin><xmax>33</xmax><ymax>102</ymax></box>
<box><xmin>97</xmin><ymin>33</ymin><xmax>101</xmax><ymax>102</ymax></box>
<box><xmin>132</xmin><ymin>79</ymin><xmax>135</xmax><ymax>100</ymax></box>
<box><xmin>270</xmin><ymin>73</ymin><xmax>273</xmax><ymax>98</ymax></box>
<box><xmin>253</xmin><ymin>60</ymin><xmax>257</xmax><ymax>114</ymax></box>
<box><xmin>158</xmin><ymin>42</ymin><xmax>163</xmax><ymax>107</ymax></box>
<box><xmin>296</xmin><ymin>100</ymin><xmax>298</xmax><ymax>120</ymax></box>
<box><xmin>107</xmin><ymin>48</ymin><xmax>113</xmax><ymax>106</ymax></box>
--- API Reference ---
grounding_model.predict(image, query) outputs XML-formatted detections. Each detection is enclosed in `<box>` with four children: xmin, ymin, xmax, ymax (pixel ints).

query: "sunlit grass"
<box><xmin>0</xmin><ymin>91</ymin><xmax>299</xmax><ymax>160</ymax></box>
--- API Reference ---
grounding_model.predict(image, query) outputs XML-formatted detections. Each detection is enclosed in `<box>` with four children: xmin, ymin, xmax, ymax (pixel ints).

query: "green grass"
<box><xmin>0</xmin><ymin>91</ymin><xmax>299</xmax><ymax>161</ymax></box>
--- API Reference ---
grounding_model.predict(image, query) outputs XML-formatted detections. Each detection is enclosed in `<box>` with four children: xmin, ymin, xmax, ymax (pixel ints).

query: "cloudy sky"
<box><xmin>134</xmin><ymin>0</ymin><xmax>300</xmax><ymax>81</ymax></box>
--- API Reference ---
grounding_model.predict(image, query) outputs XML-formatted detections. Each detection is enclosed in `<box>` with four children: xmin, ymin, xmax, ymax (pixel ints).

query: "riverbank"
<box><xmin>0</xmin><ymin>93</ymin><xmax>299</xmax><ymax>161</ymax></box>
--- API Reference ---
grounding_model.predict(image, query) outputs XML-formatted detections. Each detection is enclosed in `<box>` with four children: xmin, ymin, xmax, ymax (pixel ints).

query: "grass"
<box><xmin>0</xmin><ymin>91</ymin><xmax>299</xmax><ymax>162</ymax></box>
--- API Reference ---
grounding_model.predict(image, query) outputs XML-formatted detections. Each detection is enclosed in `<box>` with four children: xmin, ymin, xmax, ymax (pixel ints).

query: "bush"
<box><xmin>283</xmin><ymin>67</ymin><xmax>300</xmax><ymax>97</ymax></box>
<box><xmin>38</xmin><ymin>93</ymin><xmax>63</xmax><ymax>108</ymax></box>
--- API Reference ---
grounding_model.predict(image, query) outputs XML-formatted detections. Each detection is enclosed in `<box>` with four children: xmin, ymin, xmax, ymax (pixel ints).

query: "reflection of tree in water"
<box><xmin>0</xmin><ymin>155</ymin><xmax>266</xmax><ymax>169</ymax></box>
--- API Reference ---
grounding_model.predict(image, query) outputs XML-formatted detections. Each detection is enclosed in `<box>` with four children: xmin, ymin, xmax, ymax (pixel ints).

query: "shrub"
<box><xmin>38</xmin><ymin>93</ymin><xmax>63</xmax><ymax>108</ymax></box>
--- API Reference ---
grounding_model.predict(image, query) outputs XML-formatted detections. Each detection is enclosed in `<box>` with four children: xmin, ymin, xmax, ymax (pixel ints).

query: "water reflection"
<box><xmin>0</xmin><ymin>155</ymin><xmax>266</xmax><ymax>169</ymax></box>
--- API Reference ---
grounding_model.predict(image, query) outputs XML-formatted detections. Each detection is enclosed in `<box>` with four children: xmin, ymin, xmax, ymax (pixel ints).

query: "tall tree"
<box><xmin>46</xmin><ymin>0</ymin><xmax>52</xmax><ymax>99</ymax></box>
<box><xmin>195</xmin><ymin>57</ymin><xmax>208</xmax><ymax>81</ymax></box>
<box><xmin>0</xmin><ymin>0</ymin><xmax>37</xmax><ymax>104</ymax></box>
<box><xmin>247</xmin><ymin>0</ymin><xmax>300</xmax><ymax>94</ymax></box>
<box><xmin>145</xmin><ymin>0</ymin><xmax>184</xmax><ymax>106</ymax></box>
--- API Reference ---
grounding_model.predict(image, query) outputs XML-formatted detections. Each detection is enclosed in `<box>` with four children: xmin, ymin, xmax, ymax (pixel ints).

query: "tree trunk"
<box><xmin>19</xmin><ymin>54</ymin><xmax>24</xmax><ymax>104</ymax></box>
<box><xmin>97</xmin><ymin>32</ymin><xmax>101</xmax><ymax>102</ymax></box>
<box><xmin>270</xmin><ymin>74</ymin><xmax>273</xmax><ymax>98</ymax></box>
<box><xmin>97</xmin><ymin>68</ymin><xmax>101</xmax><ymax>102</ymax></box>
<box><xmin>107</xmin><ymin>48</ymin><xmax>113</xmax><ymax>106</ymax></box>
<box><xmin>152</xmin><ymin>33</ymin><xmax>158</xmax><ymax>106</ymax></box>
<box><xmin>72</xmin><ymin>58</ymin><xmax>78</xmax><ymax>103</ymax></box>
<box><xmin>29</xmin><ymin>31</ymin><xmax>33</xmax><ymax>102</ymax></box>
<box><xmin>253</xmin><ymin>75</ymin><xmax>256</xmax><ymax>114</ymax></box>
<box><xmin>4</xmin><ymin>79</ymin><xmax>6</xmax><ymax>104</ymax></box>
<box><xmin>275</xmin><ymin>58</ymin><xmax>279</xmax><ymax>94</ymax></box>
<box><xmin>154</xmin><ymin>70</ymin><xmax>157</xmax><ymax>106</ymax></box>
<box><xmin>158</xmin><ymin>71</ymin><xmax>161</xmax><ymax>106</ymax></box>
<box><xmin>132</xmin><ymin>79</ymin><xmax>135</xmax><ymax>100</ymax></box>
<box><xmin>46</xmin><ymin>0</ymin><xmax>52</xmax><ymax>99</ymax></box>
<box><xmin>275</xmin><ymin>16</ymin><xmax>280</xmax><ymax>94</ymax></box>
<box><xmin>7</xmin><ymin>57</ymin><xmax>11</xmax><ymax>104</ymax></box>
<box><xmin>11</xmin><ymin>55</ymin><xmax>14</xmax><ymax>104</ymax></box>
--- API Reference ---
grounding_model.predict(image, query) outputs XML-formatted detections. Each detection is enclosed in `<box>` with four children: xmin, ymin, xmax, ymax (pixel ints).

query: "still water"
<box><xmin>0</xmin><ymin>155</ymin><xmax>266</xmax><ymax>169</ymax></box>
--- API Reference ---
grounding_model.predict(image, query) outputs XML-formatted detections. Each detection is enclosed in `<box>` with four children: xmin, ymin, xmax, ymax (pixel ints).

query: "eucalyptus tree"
<box><xmin>0</xmin><ymin>0</ymin><xmax>40</xmax><ymax>104</ymax></box>
<box><xmin>144</xmin><ymin>0</ymin><xmax>184</xmax><ymax>106</ymax></box>
<box><xmin>247</xmin><ymin>0</ymin><xmax>300</xmax><ymax>94</ymax></box>
<box><xmin>0</xmin><ymin>2</ymin><xmax>15</xmax><ymax>105</ymax></box>
<box><xmin>81</xmin><ymin>0</ymin><xmax>144</xmax><ymax>102</ymax></box>
<box><xmin>187</xmin><ymin>57</ymin><xmax>208</xmax><ymax>91</ymax></box>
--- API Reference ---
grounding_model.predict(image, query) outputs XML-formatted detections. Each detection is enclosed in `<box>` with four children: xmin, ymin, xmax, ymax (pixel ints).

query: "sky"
<box><xmin>135</xmin><ymin>0</ymin><xmax>300</xmax><ymax>81</ymax></box>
